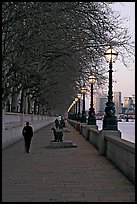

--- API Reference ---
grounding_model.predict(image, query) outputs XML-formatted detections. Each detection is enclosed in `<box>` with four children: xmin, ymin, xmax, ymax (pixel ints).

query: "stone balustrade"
<box><xmin>68</xmin><ymin>119</ymin><xmax>135</xmax><ymax>185</ymax></box>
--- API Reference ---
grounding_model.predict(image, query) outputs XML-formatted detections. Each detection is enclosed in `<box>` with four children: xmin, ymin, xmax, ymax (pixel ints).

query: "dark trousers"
<box><xmin>24</xmin><ymin>137</ymin><xmax>32</xmax><ymax>153</ymax></box>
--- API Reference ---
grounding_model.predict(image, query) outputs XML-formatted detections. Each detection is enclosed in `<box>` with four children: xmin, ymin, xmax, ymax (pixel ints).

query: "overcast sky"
<box><xmin>86</xmin><ymin>2</ymin><xmax>135</xmax><ymax>109</ymax></box>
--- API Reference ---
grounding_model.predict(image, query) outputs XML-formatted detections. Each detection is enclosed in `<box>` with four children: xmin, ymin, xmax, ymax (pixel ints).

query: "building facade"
<box><xmin>113</xmin><ymin>92</ymin><xmax>122</xmax><ymax>115</ymax></box>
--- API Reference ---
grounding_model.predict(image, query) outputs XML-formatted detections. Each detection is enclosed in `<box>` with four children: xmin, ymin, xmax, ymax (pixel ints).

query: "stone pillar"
<box><xmin>99</xmin><ymin>130</ymin><xmax>121</xmax><ymax>156</ymax></box>
<box><xmin>85</xmin><ymin>125</ymin><xmax>98</xmax><ymax>140</ymax></box>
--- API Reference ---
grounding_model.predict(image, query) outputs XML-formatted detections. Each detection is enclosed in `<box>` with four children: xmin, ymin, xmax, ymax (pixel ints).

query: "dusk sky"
<box><xmin>112</xmin><ymin>2</ymin><xmax>135</xmax><ymax>100</ymax></box>
<box><xmin>86</xmin><ymin>2</ymin><xmax>135</xmax><ymax>109</ymax></box>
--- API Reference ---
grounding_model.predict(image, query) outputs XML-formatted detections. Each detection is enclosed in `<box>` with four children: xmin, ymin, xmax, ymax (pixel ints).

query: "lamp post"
<box><xmin>103</xmin><ymin>44</ymin><xmax>118</xmax><ymax>130</ymax></box>
<box><xmin>81</xmin><ymin>83</ymin><xmax>87</xmax><ymax>123</ymax></box>
<box><xmin>77</xmin><ymin>93</ymin><xmax>81</xmax><ymax>121</ymax></box>
<box><xmin>75</xmin><ymin>97</ymin><xmax>78</xmax><ymax>121</ymax></box>
<box><xmin>87</xmin><ymin>73</ymin><xmax>96</xmax><ymax>125</ymax></box>
<box><xmin>72</xmin><ymin>100</ymin><xmax>76</xmax><ymax>120</ymax></box>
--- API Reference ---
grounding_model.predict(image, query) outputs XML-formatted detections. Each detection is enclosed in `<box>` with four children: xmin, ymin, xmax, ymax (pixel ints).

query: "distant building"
<box><xmin>90</xmin><ymin>90</ymin><xmax>135</xmax><ymax>118</ymax></box>
<box><xmin>99</xmin><ymin>97</ymin><xmax>108</xmax><ymax>113</ymax></box>
<box><xmin>123</xmin><ymin>95</ymin><xmax>135</xmax><ymax>114</ymax></box>
<box><xmin>124</xmin><ymin>97</ymin><xmax>129</xmax><ymax>109</ymax></box>
<box><xmin>113</xmin><ymin>92</ymin><xmax>122</xmax><ymax>115</ymax></box>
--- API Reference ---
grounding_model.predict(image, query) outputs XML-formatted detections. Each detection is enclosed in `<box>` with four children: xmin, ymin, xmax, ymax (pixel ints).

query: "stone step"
<box><xmin>47</xmin><ymin>140</ymin><xmax>77</xmax><ymax>148</ymax></box>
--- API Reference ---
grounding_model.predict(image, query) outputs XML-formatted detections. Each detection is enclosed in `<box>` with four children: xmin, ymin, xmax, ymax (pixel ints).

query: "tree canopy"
<box><xmin>2</xmin><ymin>2</ymin><xmax>135</xmax><ymax>114</ymax></box>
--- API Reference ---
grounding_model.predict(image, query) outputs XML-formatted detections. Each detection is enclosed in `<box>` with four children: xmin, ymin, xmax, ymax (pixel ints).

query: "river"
<box><xmin>96</xmin><ymin>120</ymin><xmax>135</xmax><ymax>143</ymax></box>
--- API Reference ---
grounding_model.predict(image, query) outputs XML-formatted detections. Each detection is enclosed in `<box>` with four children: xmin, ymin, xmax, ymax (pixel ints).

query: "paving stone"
<box><xmin>2</xmin><ymin>121</ymin><xmax>135</xmax><ymax>202</ymax></box>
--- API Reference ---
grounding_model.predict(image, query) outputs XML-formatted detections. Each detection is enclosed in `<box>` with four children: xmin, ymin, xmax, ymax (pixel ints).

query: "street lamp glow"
<box><xmin>104</xmin><ymin>44</ymin><xmax>118</xmax><ymax>63</ymax></box>
<box><xmin>81</xmin><ymin>85</ymin><xmax>87</xmax><ymax>94</ymax></box>
<box><xmin>75</xmin><ymin>98</ymin><xmax>78</xmax><ymax>102</ymax></box>
<box><xmin>89</xmin><ymin>75</ymin><xmax>96</xmax><ymax>84</ymax></box>
<box><xmin>77</xmin><ymin>93</ymin><xmax>81</xmax><ymax>99</ymax></box>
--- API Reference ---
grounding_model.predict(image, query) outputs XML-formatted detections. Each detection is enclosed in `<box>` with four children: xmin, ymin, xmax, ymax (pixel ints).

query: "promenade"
<box><xmin>2</xmin><ymin>121</ymin><xmax>135</xmax><ymax>202</ymax></box>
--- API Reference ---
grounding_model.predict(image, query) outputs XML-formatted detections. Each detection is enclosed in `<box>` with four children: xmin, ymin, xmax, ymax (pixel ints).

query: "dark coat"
<box><xmin>22</xmin><ymin>126</ymin><xmax>33</xmax><ymax>139</ymax></box>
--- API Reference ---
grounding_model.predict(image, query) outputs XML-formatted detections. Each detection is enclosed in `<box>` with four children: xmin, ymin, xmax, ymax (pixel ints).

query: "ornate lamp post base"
<box><xmin>81</xmin><ymin>110</ymin><xmax>86</xmax><ymax>123</ymax></box>
<box><xmin>87</xmin><ymin>117</ymin><xmax>96</xmax><ymax>125</ymax></box>
<box><xmin>77</xmin><ymin>115</ymin><xmax>81</xmax><ymax>122</ymax></box>
<box><xmin>103</xmin><ymin>115</ymin><xmax>118</xmax><ymax>130</ymax></box>
<box><xmin>87</xmin><ymin>108</ymin><xmax>96</xmax><ymax>125</ymax></box>
<box><xmin>81</xmin><ymin>117</ymin><xmax>86</xmax><ymax>123</ymax></box>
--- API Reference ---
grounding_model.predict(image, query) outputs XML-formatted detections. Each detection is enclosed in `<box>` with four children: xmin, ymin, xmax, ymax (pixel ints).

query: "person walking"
<box><xmin>22</xmin><ymin>121</ymin><xmax>33</xmax><ymax>153</ymax></box>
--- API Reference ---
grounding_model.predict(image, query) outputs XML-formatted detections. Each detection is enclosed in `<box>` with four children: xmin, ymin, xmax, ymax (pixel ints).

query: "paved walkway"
<box><xmin>2</xmin><ymin>121</ymin><xmax>135</xmax><ymax>202</ymax></box>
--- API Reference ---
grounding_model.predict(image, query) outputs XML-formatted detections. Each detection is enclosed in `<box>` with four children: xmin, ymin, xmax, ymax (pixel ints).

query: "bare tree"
<box><xmin>2</xmin><ymin>2</ymin><xmax>134</xmax><ymax>114</ymax></box>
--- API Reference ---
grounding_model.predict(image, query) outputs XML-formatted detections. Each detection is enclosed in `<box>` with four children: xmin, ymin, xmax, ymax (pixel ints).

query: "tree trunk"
<box><xmin>20</xmin><ymin>89</ymin><xmax>26</xmax><ymax>113</ymax></box>
<box><xmin>11</xmin><ymin>88</ymin><xmax>18</xmax><ymax>112</ymax></box>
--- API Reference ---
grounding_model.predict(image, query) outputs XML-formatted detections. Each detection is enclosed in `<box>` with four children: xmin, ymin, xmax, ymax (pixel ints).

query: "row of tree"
<box><xmin>2</xmin><ymin>2</ymin><xmax>134</xmax><ymax>115</ymax></box>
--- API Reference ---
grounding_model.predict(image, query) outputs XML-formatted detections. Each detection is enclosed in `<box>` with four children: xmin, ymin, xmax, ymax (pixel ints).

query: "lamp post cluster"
<box><xmin>67</xmin><ymin>86</ymin><xmax>86</xmax><ymax>122</ymax></box>
<box><xmin>67</xmin><ymin>44</ymin><xmax>118</xmax><ymax>130</ymax></box>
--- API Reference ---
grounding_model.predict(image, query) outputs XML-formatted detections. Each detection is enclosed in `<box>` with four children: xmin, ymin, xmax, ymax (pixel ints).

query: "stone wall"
<box><xmin>2</xmin><ymin>110</ymin><xmax>56</xmax><ymax>148</ymax></box>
